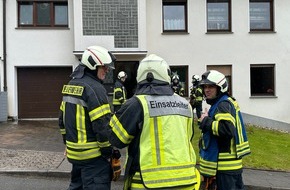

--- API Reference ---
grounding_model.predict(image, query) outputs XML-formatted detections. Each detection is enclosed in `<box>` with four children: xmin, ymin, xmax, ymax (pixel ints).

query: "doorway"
<box><xmin>114</xmin><ymin>61</ymin><xmax>139</xmax><ymax>99</ymax></box>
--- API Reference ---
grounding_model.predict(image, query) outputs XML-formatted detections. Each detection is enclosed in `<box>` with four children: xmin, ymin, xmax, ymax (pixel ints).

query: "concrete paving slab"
<box><xmin>0</xmin><ymin>148</ymin><xmax>63</xmax><ymax>171</ymax></box>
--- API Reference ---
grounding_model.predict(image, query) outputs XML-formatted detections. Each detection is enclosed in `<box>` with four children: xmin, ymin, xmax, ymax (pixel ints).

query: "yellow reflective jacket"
<box><xmin>134</xmin><ymin>94</ymin><xmax>198</xmax><ymax>189</ymax></box>
<box><xmin>113</xmin><ymin>80</ymin><xmax>127</xmax><ymax>106</ymax></box>
<box><xmin>59</xmin><ymin>70</ymin><xmax>112</xmax><ymax>163</ymax></box>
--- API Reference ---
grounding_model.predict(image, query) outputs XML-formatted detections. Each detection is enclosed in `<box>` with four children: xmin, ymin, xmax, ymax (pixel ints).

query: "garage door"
<box><xmin>18</xmin><ymin>67</ymin><xmax>72</xmax><ymax>119</ymax></box>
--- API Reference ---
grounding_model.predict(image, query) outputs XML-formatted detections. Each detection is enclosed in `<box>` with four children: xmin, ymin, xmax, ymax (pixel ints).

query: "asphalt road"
<box><xmin>0</xmin><ymin>174</ymin><xmax>124</xmax><ymax>190</ymax></box>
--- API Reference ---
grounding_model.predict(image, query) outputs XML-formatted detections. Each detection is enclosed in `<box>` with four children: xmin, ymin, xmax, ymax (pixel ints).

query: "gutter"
<box><xmin>2</xmin><ymin>0</ymin><xmax>7</xmax><ymax>91</ymax></box>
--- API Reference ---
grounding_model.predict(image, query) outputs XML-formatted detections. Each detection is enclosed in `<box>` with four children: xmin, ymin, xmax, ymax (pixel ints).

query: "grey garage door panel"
<box><xmin>17</xmin><ymin>67</ymin><xmax>72</xmax><ymax>119</ymax></box>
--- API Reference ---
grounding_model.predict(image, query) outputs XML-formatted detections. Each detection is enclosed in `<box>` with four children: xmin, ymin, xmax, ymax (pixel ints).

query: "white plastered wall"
<box><xmin>5</xmin><ymin>0</ymin><xmax>78</xmax><ymax>118</ymax></box>
<box><xmin>146</xmin><ymin>0</ymin><xmax>290</xmax><ymax>124</ymax></box>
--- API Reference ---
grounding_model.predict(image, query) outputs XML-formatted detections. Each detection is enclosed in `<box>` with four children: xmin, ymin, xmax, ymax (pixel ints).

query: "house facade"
<box><xmin>0</xmin><ymin>0</ymin><xmax>289</xmax><ymax>131</ymax></box>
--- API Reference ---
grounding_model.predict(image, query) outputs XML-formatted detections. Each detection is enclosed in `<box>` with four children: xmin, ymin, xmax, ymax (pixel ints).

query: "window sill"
<box><xmin>250</xmin><ymin>95</ymin><xmax>277</xmax><ymax>99</ymax></box>
<box><xmin>249</xmin><ymin>31</ymin><xmax>277</xmax><ymax>34</ymax></box>
<box><xmin>206</xmin><ymin>31</ymin><xmax>233</xmax><ymax>34</ymax></box>
<box><xmin>162</xmin><ymin>32</ymin><xmax>189</xmax><ymax>35</ymax></box>
<box><xmin>16</xmin><ymin>27</ymin><xmax>70</xmax><ymax>30</ymax></box>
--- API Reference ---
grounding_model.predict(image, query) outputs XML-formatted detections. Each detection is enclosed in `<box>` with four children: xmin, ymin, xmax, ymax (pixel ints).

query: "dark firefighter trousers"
<box><xmin>68</xmin><ymin>156</ymin><xmax>112</xmax><ymax>190</ymax></box>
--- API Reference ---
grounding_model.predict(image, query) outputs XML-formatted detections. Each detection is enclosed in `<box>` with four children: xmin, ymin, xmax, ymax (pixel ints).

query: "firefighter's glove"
<box><xmin>200</xmin><ymin>176</ymin><xmax>217</xmax><ymax>190</ymax></box>
<box><xmin>112</xmin><ymin>149</ymin><xmax>121</xmax><ymax>159</ymax></box>
<box><xmin>111</xmin><ymin>149</ymin><xmax>121</xmax><ymax>181</ymax></box>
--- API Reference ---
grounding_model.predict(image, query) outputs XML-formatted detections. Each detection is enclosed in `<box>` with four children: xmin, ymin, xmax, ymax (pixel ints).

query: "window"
<box><xmin>250</xmin><ymin>64</ymin><xmax>275</xmax><ymax>96</ymax></box>
<box><xmin>207</xmin><ymin>0</ymin><xmax>231</xmax><ymax>32</ymax></box>
<box><xmin>162</xmin><ymin>0</ymin><xmax>187</xmax><ymax>32</ymax></box>
<box><xmin>250</xmin><ymin>0</ymin><xmax>274</xmax><ymax>31</ymax></box>
<box><xmin>18</xmin><ymin>1</ymin><xmax>68</xmax><ymax>27</ymax></box>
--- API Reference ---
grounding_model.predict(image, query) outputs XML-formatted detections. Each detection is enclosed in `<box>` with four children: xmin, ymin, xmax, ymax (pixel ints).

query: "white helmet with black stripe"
<box><xmin>81</xmin><ymin>46</ymin><xmax>116</xmax><ymax>70</ymax></box>
<box><xmin>199</xmin><ymin>70</ymin><xmax>228</xmax><ymax>93</ymax></box>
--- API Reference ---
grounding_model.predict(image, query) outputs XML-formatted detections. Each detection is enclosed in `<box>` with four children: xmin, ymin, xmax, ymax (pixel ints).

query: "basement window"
<box><xmin>250</xmin><ymin>64</ymin><xmax>275</xmax><ymax>96</ymax></box>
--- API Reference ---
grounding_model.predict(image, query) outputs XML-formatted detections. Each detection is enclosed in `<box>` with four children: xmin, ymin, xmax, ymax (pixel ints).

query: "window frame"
<box><xmin>206</xmin><ymin>0</ymin><xmax>232</xmax><ymax>33</ymax></box>
<box><xmin>17</xmin><ymin>0</ymin><xmax>68</xmax><ymax>28</ymax></box>
<box><xmin>249</xmin><ymin>0</ymin><xmax>274</xmax><ymax>32</ymax></box>
<box><xmin>162</xmin><ymin>0</ymin><xmax>188</xmax><ymax>33</ymax></box>
<box><xmin>250</xmin><ymin>64</ymin><xmax>275</xmax><ymax>97</ymax></box>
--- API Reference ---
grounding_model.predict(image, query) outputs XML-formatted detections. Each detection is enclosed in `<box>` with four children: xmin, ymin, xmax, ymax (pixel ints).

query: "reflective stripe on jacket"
<box><xmin>171</xmin><ymin>84</ymin><xmax>184</xmax><ymax>96</ymax></box>
<box><xmin>129</xmin><ymin>170</ymin><xmax>201</xmax><ymax>190</ymax></box>
<box><xmin>113</xmin><ymin>80</ymin><xmax>127</xmax><ymax>106</ymax></box>
<box><xmin>190</xmin><ymin>86</ymin><xmax>203</xmax><ymax>102</ymax></box>
<box><xmin>135</xmin><ymin>94</ymin><xmax>198</xmax><ymax>189</ymax></box>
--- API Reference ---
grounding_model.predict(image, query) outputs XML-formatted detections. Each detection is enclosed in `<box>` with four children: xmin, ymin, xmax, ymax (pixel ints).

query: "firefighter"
<box><xmin>198</xmin><ymin>70</ymin><xmax>251</xmax><ymax>190</ymax></box>
<box><xmin>113</xmin><ymin>71</ymin><xmax>127</xmax><ymax>113</ymax></box>
<box><xmin>171</xmin><ymin>74</ymin><xmax>185</xmax><ymax>96</ymax></box>
<box><xmin>58</xmin><ymin>45</ymin><xmax>121</xmax><ymax>190</ymax></box>
<box><xmin>103</xmin><ymin>54</ymin><xmax>200</xmax><ymax>189</ymax></box>
<box><xmin>189</xmin><ymin>75</ymin><xmax>203</xmax><ymax>124</ymax></box>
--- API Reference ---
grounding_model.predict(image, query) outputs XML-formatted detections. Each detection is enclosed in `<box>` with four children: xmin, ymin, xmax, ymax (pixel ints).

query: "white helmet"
<box><xmin>192</xmin><ymin>75</ymin><xmax>200</xmax><ymax>81</ymax></box>
<box><xmin>192</xmin><ymin>75</ymin><xmax>200</xmax><ymax>85</ymax></box>
<box><xmin>199</xmin><ymin>70</ymin><xmax>228</xmax><ymax>93</ymax></box>
<box><xmin>172</xmin><ymin>75</ymin><xmax>180</xmax><ymax>85</ymax></box>
<box><xmin>172</xmin><ymin>75</ymin><xmax>179</xmax><ymax>81</ymax></box>
<box><xmin>81</xmin><ymin>46</ymin><xmax>116</xmax><ymax>70</ymax></box>
<box><xmin>118</xmin><ymin>71</ymin><xmax>127</xmax><ymax>79</ymax></box>
<box><xmin>137</xmin><ymin>54</ymin><xmax>171</xmax><ymax>84</ymax></box>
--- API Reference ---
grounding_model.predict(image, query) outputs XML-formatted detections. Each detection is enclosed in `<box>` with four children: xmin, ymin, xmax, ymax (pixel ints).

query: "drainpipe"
<box><xmin>2</xmin><ymin>0</ymin><xmax>7</xmax><ymax>92</ymax></box>
<box><xmin>0</xmin><ymin>0</ymin><xmax>7</xmax><ymax>122</ymax></box>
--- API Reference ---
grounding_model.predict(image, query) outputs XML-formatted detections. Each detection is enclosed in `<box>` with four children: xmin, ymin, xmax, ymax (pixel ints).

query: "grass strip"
<box><xmin>192</xmin><ymin>124</ymin><xmax>290</xmax><ymax>171</ymax></box>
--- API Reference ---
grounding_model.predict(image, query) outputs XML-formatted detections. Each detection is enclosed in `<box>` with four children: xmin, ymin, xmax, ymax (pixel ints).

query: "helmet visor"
<box><xmin>199</xmin><ymin>78</ymin><xmax>215</xmax><ymax>87</ymax></box>
<box><xmin>107</xmin><ymin>52</ymin><xmax>116</xmax><ymax>69</ymax></box>
<box><xmin>106</xmin><ymin>61</ymin><xmax>115</xmax><ymax>69</ymax></box>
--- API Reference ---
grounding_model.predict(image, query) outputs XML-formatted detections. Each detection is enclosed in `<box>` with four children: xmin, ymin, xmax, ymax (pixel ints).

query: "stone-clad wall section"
<box><xmin>82</xmin><ymin>0</ymin><xmax>138</xmax><ymax>48</ymax></box>
<box><xmin>0</xmin><ymin>92</ymin><xmax>7</xmax><ymax>121</ymax></box>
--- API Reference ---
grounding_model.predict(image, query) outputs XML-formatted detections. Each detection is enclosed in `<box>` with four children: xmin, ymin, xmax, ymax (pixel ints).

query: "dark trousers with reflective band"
<box><xmin>68</xmin><ymin>157</ymin><xmax>112</xmax><ymax>190</ymax></box>
<box><xmin>216</xmin><ymin>171</ymin><xmax>244</xmax><ymax>190</ymax></box>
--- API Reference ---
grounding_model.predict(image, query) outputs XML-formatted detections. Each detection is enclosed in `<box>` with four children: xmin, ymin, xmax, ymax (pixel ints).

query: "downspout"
<box><xmin>2</xmin><ymin>0</ymin><xmax>7</xmax><ymax>92</ymax></box>
<box><xmin>0</xmin><ymin>0</ymin><xmax>7</xmax><ymax>122</ymax></box>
